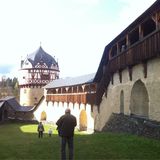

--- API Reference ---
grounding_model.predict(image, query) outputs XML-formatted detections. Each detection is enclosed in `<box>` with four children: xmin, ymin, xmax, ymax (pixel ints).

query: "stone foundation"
<box><xmin>101</xmin><ymin>113</ymin><xmax>160</xmax><ymax>139</ymax></box>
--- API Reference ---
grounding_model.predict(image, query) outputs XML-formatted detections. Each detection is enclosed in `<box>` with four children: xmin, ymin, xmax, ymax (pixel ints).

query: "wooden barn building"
<box><xmin>0</xmin><ymin>96</ymin><xmax>34</xmax><ymax>121</ymax></box>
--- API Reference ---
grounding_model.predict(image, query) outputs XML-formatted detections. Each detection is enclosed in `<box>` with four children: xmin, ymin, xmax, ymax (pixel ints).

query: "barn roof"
<box><xmin>0</xmin><ymin>96</ymin><xmax>34</xmax><ymax>112</ymax></box>
<box><xmin>0</xmin><ymin>101</ymin><xmax>5</xmax><ymax>108</ymax></box>
<box><xmin>44</xmin><ymin>73</ymin><xmax>96</xmax><ymax>89</ymax></box>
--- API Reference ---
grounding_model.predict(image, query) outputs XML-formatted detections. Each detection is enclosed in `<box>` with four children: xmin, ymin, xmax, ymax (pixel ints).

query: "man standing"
<box><xmin>37</xmin><ymin>122</ymin><xmax>44</xmax><ymax>138</ymax></box>
<box><xmin>56</xmin><ymin>108</ymin><xmax>77</xmax><ymax>160</ymax></box>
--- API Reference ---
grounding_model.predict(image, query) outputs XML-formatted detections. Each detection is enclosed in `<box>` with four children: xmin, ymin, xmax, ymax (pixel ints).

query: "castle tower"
<box><xmin>19</xmin><ymin>46</ymin><xmax>59</xmax><ymax>106</ymax></box>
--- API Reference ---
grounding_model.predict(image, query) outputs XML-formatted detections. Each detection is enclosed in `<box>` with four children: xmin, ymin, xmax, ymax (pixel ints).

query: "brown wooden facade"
<box><xmin>20</xmin><ymin>67</ymin><xmax>59</xmax><ymax>88</ymax></box>
<box><xmin>94</xmin><ymin>1</ymin><xmax>160</xmax><ymax>105</ymax></box>
<box><xmin>46</xmin><ymin>83</ymin><xmax>96</xmax><ymax>105</ymax></box>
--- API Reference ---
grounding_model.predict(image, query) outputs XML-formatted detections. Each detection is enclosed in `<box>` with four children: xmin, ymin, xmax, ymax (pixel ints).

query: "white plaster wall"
<box><xmin>34</xmin><ymin>100</ymin><xmax>94</xmax><ymax>132</ymax></box>
<box><xmin>33</xmin><ymin>98</ymin><xmax>47</xmax><ymax>121</ymax></box>
<box><xmin>86</xmin><ymin>103</ymin><xmax>94</xmax><ymax>132</ymax></box>
<box><xmin>73</xmin><ymin>103</ymin><xmax>80</xmax><ymax>129</ymax></box>
<box><xmin>46</xmin><ymin>101</ymin><xmax>54</xmax><ymax>122</ymax></box>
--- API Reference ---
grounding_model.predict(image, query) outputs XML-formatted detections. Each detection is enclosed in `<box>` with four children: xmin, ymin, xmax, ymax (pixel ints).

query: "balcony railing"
<box><xmin>109</xmin><ymin>29</ymin><xmax>160</xmax><ymax>73</ymax></box>
<box><xmin>19</xmin><ymin>78</ymin><xmax>51</xmax><ymax>86</ymax></box>
<box><xmin>46</xmin><ymin>93</ymin><xmax>96</xmax><ymax>105</ymax></box>
<box><xmin>96</xmin><ymin>29</ymin><xmax>160</xmax><ymax>106</ymax></box>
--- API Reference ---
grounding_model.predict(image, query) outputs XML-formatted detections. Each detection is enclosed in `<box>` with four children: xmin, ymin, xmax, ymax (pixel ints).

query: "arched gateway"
<box><xmin>130</xmin><ymin>80</ymin><xmax>149</xmax><ymax>117</ymax></box>
<box><xmin>40</xmin><ymin>111</ymin><xmax>47</xmax><ymax>121</ymax></box>
<box><xmin>79</xmin><ymin>109</ymin><xmax>87</xmax><ymax>131</ymax></box>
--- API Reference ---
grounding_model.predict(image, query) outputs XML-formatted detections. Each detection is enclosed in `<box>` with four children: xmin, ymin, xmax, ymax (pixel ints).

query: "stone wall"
<box><xmin>93</xmin><ymin>57</ymin><xmax>160</xmax><ymax>131</ymax></box>
<box><xmin>101</xmin><ymin>113</ymin><xmax>160</xmax><ymax>139</ymax></box>
<box><xmin>20</xmin><ymin>87</ymin><xmax>43</xmax><ymax>106</ymax></box>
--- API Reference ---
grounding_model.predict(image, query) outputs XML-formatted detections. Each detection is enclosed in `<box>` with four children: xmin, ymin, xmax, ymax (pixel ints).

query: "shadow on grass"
<box><xmin>0</xmin><ymin>122</ymin><xmax>160</xmax><ymax>160</ymax></box>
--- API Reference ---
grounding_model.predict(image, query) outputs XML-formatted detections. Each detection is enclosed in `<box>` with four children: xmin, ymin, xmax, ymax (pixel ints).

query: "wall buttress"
<box><xmin>128</xmin><ymin>66</ymin><xmax>132</xmax><ymax>81</ymax></box>
<box><xmin>143</xmin><ymin>61</ymin><xmax>148</xmax><ymax>78</ymax></box>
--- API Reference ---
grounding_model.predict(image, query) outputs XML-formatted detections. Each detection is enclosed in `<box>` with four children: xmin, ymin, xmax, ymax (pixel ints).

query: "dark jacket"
<box><xmin>56</xmin><ymin>113</ymin><xmax>77</xmax><ymax>137</ymax></box>
<box><xmin>37</xmin><ymin>123</ymin><xmax>44</xmax><ymax>132</ymax></box>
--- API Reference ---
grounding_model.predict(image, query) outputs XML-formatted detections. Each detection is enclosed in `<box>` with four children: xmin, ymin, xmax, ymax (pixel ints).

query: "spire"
<box><xmin>40</xmin><ymin>41</ymin><xmax>42</xmax><ymax>46</ymax></box>
<box><xmin>39</xmin><ymin>42</ymin><xmax>43</xmax><ymax>51</ymax></box>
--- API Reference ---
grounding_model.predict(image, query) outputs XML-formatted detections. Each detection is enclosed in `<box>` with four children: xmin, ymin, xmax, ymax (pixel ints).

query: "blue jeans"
<box><xmin>61</xmin><ymin>137</ymin><xmax>74</xmax><ymax>160</ymax></box>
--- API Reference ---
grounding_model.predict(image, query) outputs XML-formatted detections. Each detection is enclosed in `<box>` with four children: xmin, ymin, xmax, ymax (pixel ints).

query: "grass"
<box><xmin>0</xmin><ymin>122</ymin><xmax>160</xmax><ymax>160</ymax></box>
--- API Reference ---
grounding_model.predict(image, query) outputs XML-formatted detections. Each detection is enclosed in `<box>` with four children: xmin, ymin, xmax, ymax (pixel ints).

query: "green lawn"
<box><xmin>0</xmin><ymin>122</ymin><xmax>160</xmax><ymax>160</ymax></box>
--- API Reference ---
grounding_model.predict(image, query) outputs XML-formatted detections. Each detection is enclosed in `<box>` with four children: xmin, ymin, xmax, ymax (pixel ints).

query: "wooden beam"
<box><xmin>128</xmin><ymin>66</ymin><xmax>132</xmax><ymax>81</ymax></box>
<box><xmin>143</xmin><ymin>61</ymin><xmax>148</xmax><ymax>78</ymax></box>
<box><xmin>119</xmin><ymin>70</ymin><xmax>122</xmax><ymax>83</ymax></box>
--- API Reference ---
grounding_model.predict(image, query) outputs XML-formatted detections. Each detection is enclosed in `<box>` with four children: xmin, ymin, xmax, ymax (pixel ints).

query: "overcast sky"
<box><xmin>0</xmin><ymin>0</ymin><xmax>156</xmax><ymax>78</ymax></box>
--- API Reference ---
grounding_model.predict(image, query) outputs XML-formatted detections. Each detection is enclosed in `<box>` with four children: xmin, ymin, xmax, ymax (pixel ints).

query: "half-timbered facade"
<box><xmin>19</xmin><ymin>46</ymin><xmax>59</xmax><ymax>106</ymax></box>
